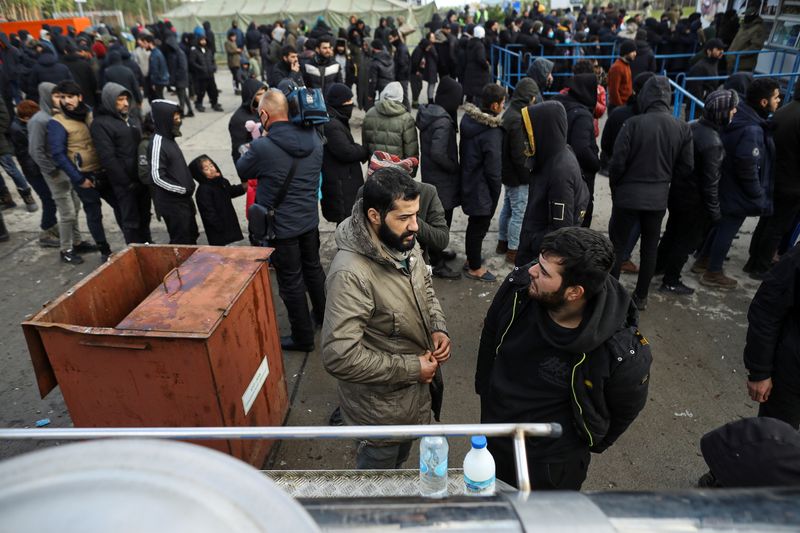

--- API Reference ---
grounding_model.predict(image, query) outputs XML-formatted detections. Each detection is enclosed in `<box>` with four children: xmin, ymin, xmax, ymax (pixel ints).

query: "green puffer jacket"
<box><xmin>726</xmin><ymin>18</ymin><xmax>767</xmax><ymax>73</ymax></box>
<box><xmin>361</xmin><ymin>99</ymin><xmax>419</xmax><ymax>161</ymax></box>
<box><xmin>322</xmin><ymin>199</ymin><xmax>448</xmax><ymax>444</ymax></box>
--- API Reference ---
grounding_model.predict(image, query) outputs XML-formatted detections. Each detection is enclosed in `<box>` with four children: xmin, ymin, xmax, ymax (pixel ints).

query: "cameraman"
<box><xmin>236</xmin><ymin>89</ymin><xmax>326</xmax><ymax>352</ymax></box>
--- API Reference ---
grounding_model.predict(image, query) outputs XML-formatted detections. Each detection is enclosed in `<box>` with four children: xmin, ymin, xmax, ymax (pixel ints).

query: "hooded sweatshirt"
<box><xmin>368</xmin><ymin>49</ymin><xmax>395</xmax><ymax>97</ymax></box>
<box><xmin>90</xmin><ymin>83</ymin><xmax>142</xmax><ymax>188</ymax></box>
<box><xmin>501</xmin><ymin>77</ymin><xmax>537</xmax><ymax>187</ymax></box>
<box><xmin>609</xmin><ymin>76</ymin><xmax>693</xmax><ymax>211</ymax></box>
<box><xmin>416</xmin><ymin>102</ymin><xmax>460</xmax><ymax>210</ymax></box>
<box><xmin>235</xmin><ymin>120</ymin><xmax>323</xmax><ymax>239</ymax></box>
<box><xmin>148</xmin><ymin>99</ymin><xmax>195</xmax><ymax>197</ymax></box>
<box><xmin>48</xmin><ymin>94</ymin><xmax>101</xmax><ymax>186</ymax></box>
<box><xmin>189</xmin><ymin>154</ymin><xmax>245</xmax><ymax>246</ymax></box>
<box><xmin>28</xmin><ymin>83</ymin><xmax>59</xmax><ymax>178</ymax></box>
<box><xmin>477</xmin><ymin>263</ymin><xmax>651</xmax><ymax>456</ymax></box>
<box><xmin>518</xmin><ymin>101</ymin><xmax>589</xmax><ymax>262</ymax></box>
<box><xmin>459</xmin><ymin>103</ymin><xmax>504</xmax><ymax>217</ymax></box>
<box><xmin>362</xmin><ymin>98</ymin><xmax>418</xmax><ymax>160</ymax></box>
<box><xmin>228</xmin><ymin>78</ymin><xmax>266</xmax><ymax>163</ymax></box>
<box><xmin>553</xmin><ymin>74</ymin><xmax>601</xmax><ymax>181</ymax></box>
<box><xmin>526</xmin><ymin>57</ymin><xmax>554</xmax><ymax>100</ymax></box>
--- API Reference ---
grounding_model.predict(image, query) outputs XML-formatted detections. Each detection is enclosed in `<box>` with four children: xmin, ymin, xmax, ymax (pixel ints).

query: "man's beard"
<box><xmin>529</xmin><ymin>281</ymin><xmax>568</xmax><ymax>311</ymax></box>
<box><xmin>378</xmin><ymin>220</ymin><xmax>416</xmax><ymax>252</ymax></box>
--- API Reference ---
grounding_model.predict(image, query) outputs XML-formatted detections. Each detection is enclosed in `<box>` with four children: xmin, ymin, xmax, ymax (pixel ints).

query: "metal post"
<box><xmin>146</xmin><ymin>0</ymin><xmax>154</xmax><ymax>22</ymax></box>
<box><xmin>76</xmin><ymin>0</ymin><xmax>84</xmax><ymax>17</ymax></box>
<box><xmin>513</xmin><ymin>427</ymin><xmax>531</xmax><ymax>493</ymax></box>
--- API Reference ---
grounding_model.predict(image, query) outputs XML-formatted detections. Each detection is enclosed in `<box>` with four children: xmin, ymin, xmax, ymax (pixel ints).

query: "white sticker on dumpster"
<box><xmin>242</xmin><ymin>356</ymin><xmax>269</xmax><ymax>416</ymax></box>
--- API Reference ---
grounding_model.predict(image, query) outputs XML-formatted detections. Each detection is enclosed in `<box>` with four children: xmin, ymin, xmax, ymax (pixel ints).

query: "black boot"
<box><xmin>0</xmin><ymin>211</ymin><xmax>9</xmax><ymax>242</ymax></box>
<box><xmin>98</xmin><ymin>241</ymin><xmax>112</xmax><ymax>262</ymax></box>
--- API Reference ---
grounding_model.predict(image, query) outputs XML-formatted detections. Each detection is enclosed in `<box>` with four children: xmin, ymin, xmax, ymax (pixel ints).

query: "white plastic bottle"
<box><xmin>419</xmin><ymin>436</ymin><xmax>449</xmax><ymax>498</ymax></box>
<box><xmin>463</xmin><ymin>435</ymin><xmax>496</xmax><ymax>495</ymax></box>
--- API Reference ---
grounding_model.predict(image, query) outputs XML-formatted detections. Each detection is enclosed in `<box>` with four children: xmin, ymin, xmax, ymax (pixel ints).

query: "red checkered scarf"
<box><xmin>367</xmin><ymin>151</ymin><xmax>419</xmax><ymax>177</ymax></box>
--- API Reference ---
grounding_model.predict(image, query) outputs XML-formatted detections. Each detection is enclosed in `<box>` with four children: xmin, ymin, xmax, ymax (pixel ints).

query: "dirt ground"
<box><xmin>0</xmin><ymin>72</ymin><xmax>764</xmax><ymax>490</ymax></box>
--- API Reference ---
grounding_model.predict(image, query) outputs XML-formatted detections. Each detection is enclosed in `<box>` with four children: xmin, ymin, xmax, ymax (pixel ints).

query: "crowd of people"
<box><xmin>0</xmin><ymin>3</ymin><xmax>797</xmax><ymax>490</ymax></box>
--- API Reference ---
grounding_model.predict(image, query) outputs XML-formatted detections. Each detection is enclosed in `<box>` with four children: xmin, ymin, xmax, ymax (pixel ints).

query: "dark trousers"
<box><xmin>581</xmin><ymin>173</ymin><xmax>596</xmax><ymax>228</ymax></box>
<box><xmin>410</xmin><ymin>73</ymin><xmax>422</xmax><ymax>104</ymax></box>
<box><xmin>74</xmin><ymin>175</ymin><xmax>121</xmax><ymax>247</ymax></box>
<box><xmin>466</xmin><ymin>214</ymin><xmax>492</xmax><ymax>270</ymax></box>
<box><xmin>153</xmin><ymin>190</ymin><xmax>198</xmax><ymax>245</ymax></box>
<box><xmin>229</xmin><ymin>66</ymin><xmax>240</xmax><ymax>90</ymax></box>
<box><xmin>609</xmin><ymin>207</ymin><xmax>666</xmax><ymax>298</ymax></box>
<box><xmin>355</xmin><ymin>440</ymin><xmax>413</xmax><ymax>469</ymax></box>
<box><xmin>516</xmin><ymin>229</ymin><xmax>542</xmax><ymax>267</ymax></box>
<box><xmin>699</xmin><ymin>214</ymin><xmax>746</xmax><ymax>273</ymax></box>
<box><xmin>270</xmin><ymin>228</ymin><xmax>327</xmax><ymax>345</ymax></box>
<box><xmin>759</xmin><ymin>377</ymin><xmax>800</xmax><ymax>430</ymax></box>
<box><xmin>194</xmin><ymin>76</ymin><xmax>219</xmax><ymax>106</ymax></box>
<box><xmin>747</xmin><ymin>193</ymin><xmax>800</xmax><ymax>274</ymax></box>
<box><xmin>151</xmin><ymin>84</ymin><xmax>165</xmax><ymax>100</ymax></box>
<box><xmin>175</xmin><ymin>86</ymin><xmax>193</xmax><ymax>116</ymax></box>
<box><xmin>25</xmin><ymin>169</ymin><xmax>57</xmax><ymax>230</ymax></box>
<box><xmin>656</xmin><ymin>205</ymin><xmax>706</xmax><ymax>285</ymax></box>
<box><xmin>488</xmin><ymin>437</ymin><xmax>591</xmax><ymax>490</ymax></box>
<box><xmin>429</xmin><ymin>208</ymin><xmax>454</xmax><ymax>266</ymax></box>
<box><xmin>113</xmin><ymin>182</ymin><xmax>152</xmax><ymax>244</ymax></box>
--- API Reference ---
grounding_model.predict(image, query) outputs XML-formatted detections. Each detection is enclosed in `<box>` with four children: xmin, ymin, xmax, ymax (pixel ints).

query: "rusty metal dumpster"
<box><xmin>21</xmin><ymin>244</ymin><xmax>288</xmax><ymax>467</ymax></box>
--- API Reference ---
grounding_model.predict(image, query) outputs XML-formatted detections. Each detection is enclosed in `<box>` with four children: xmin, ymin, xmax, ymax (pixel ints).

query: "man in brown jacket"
<box><xmin>322</xmin><ymin>167</ymin><xmax>450</xmax><ymax>469</ymax></box>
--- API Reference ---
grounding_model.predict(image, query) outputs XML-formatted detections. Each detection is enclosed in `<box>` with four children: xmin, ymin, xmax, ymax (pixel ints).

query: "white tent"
<box><xmin>163</xmin><ymin>0</ymin><xmax>438</xmax><ymax>41</ymax></box>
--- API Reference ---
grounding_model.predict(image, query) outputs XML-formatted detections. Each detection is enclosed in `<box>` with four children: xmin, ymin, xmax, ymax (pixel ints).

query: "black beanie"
<box><xmin>620</xmin><ymin>39</ymin><xmax>636</xmax><ymax>56</ymax></box>
<box><xmin>371</xmin><ymin>38</ymin><xmax>385</xmax><ymax>51</ymax></box>
<box><xmin>434</xmin><ymin>76</ymin><xmax>463</xmax><ymax>118</ymax></box>
<box><xmin>325</xmin><ymin>83</ymin><xmax>353</xmax><ymax>107</ymax></box>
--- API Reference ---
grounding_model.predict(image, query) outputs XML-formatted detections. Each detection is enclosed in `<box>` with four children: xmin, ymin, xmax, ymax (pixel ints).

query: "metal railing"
<box><xmin>0</xmin><ymin>422</ymin><xmax>562</xmax><ymax>494</ymax></box>
<box><xmin>669</xmin><ymin>77</ymin><xmax>705</xmax><ymax>120</ymax></box>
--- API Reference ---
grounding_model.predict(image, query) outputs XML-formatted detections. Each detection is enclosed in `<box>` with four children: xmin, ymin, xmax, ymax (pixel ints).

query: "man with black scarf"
<box><xmin>685</xmin><ymin>39</ymin><xmax>725</xmax><ymax>117</ymax></box>
<box><xmin>228</xmin><ymin>78</ymin><xmax>267</xmax><ymax>164</ymax></box>
<box><xmin>477</xmin><ymin>227</ymin><xmax>652</xmax><ymax>490</ymax></box>
<box><xmin>48</xmin><ymin>80</ymin><xmax>121</xmax><ymax>262</ymax></box>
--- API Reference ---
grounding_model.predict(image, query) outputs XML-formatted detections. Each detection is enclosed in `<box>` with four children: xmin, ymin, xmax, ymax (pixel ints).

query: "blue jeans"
<box><xmin>700</xmin><ymin>214</ymin><xmax>746</xmax><ymax>273</ymax></box>
<box><xmin>0</xmin><ymin>154</ymin><xmax>30</xmax><ymax>193</ymax></box>
<box><xmin>497</xmin><ymin>185</ymin><xmax>529</xmax><ymax>250</ymax></box>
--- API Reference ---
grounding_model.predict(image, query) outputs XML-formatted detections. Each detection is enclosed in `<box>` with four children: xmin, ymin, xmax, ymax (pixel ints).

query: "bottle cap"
<box><xmin>471</xmin><ymin>435</ymin><xmax>487</xmax><ymax>449</ymax></box>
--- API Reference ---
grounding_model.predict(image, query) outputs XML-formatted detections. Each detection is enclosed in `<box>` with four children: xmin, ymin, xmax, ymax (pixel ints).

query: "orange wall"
<box><xmin>0</xmin><ymin>18</ymin><xmax>92</xmax><ymax>38</ymax></box>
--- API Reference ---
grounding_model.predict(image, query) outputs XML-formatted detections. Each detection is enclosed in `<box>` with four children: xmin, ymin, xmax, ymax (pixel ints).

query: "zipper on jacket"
<box><xmin>496</xmin><ymin>292</ymin><xmax>518</xmax><ymax>355</ymax></box>
<box><xmin>571</xmin><ymin>352</ymin><xmax>594</xmax><ymax>447</ymax></box>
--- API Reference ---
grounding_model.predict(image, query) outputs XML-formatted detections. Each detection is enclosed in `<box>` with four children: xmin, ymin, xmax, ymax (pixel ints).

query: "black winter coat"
<box><xmin>228</xmin><ymin>79</ymin><xmax>266</xmax><ymax>163</ymax></box>
<box><xmin>270</xmin><ymin>60</ymin><xmax>305</xmax><ymax>88</ymax></box>
<box><xmin>600</xmin><ymin>102</ymin><xmax>635</xmax><ymax>161</ymax></box>
<box><xmin>302</xmin><ymin>55</ymin><xmax>343</xmax><ymax>93</ymax></box>
<box><xmin>770</xmin><ymin>97</ymin><xmax>800</xmax><ymax>197</ymax></box>
<box><xmin>393</xmin><ymin>41</ymin><xmax>411</xmax><ymax>81</ymax></box>
<box><xmin>416</xmin><ymin>103</ymin><xmax>460</xmax><ymax>210</ymax></box>
<box><xmin>500</xmin><ymin>77</ymin><xmax>537</xmax><ymax>187</ymax></box>
<box><xmin>610</xmin><ymin>76</ymin><xmax>693</xmax><ymax>211</ymax></box>
<box><xmin>0</xmin><ymin>97</ymin><xmax>13</xmax><ymax>156</ymax></box>
<box><xmin>744</xmin><ymin>244</ymin><xmax>800</xmax><ymax>384</ymax></box>
<box><xmin>103</xmin><ymin>62</ymin><xmax>142</xmax><ymax>104</ymax></box>
<box><xmin>61</xmin><ymin>55</ymin><xmax>98</xmax><ymax>108</ymax></box>
<box><xmin>518</xmin><ymin>101</ymin><xmax>589</xmax><ymax>264</ymax></box>
<box><xmin>412</xmin><ymin>41</ymin><xmax>438</xmax><ymax>83</ymax></box>
<box><xmin>31</xmin><ymin>53</ymin><xmax>73</xmax><ymax>100</ymax></box>
<box><xmin>686</xmin><ymin>56</ymin><xmax>720</xmax><ymax>102</ymax></box>
<box><xmin>553</xmin><ymin>74</ymin><xmax>600</xmax><ymax>183</ymax></box>
<box><xmin>90</xmin><ymin>85</ymin><xmax>142</xmax><ymax>189</ymax></box>
<box><xmin>368</xmin><ymin>51</ymin><xmax>395</xmax><ymax>98</ymax></box>
<box><xmin>9</xmin><ymin>117</ymin><xmax>40</xmax><ymax>179</ymax></box>
<box><xmin>630</xmin><ymin>40</ymin><xmax>657</xmax><ymax>79</ymax></box>
<box><xmin>189</xmin><ymin>155</ymin><xmax>245</xmax><ymax>246</ymax></box>
<box><xmin>463</xmin><ymin>38</ymin><xmax>491</xmax><ymax>98</ymax></box>
<box><xmin>459</xmin><ymin>104</ymin><xmax>503</xmax><ymax>216</ymax></box>
<box><xmin>189</xmin><ymin>45</ymin><xmax>216</xmax><ymax>79</ymax></box>
<box><xmin>321</xmin><ymin>107</ymin><xmax>369</xmax><ymax>224</ymax></box>
<box><xmin>164</xmin><ymin>37</ymin><xmax>189</xmax><ymax>88</ymax></box>
<box><xmin>477</xmin><ymin>265</ymin><xmax>652</xmax><ymax>454</ymax></box>
<box><xmin>669</xmin><ymin>118</ymin><xmax>722</xmax><ymax>220</ymax></box>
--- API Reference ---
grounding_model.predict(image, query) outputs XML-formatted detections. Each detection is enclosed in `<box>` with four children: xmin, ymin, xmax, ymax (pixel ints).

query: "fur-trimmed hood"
<box><xmin>461</xmin><ymin>103</ymin><xmax>502</xmax><ymax>142</ymax></box>
<box><xmin>336</xmin><ymin>198</ymin><xmax>414</xmax><ymax>266</ymax></box>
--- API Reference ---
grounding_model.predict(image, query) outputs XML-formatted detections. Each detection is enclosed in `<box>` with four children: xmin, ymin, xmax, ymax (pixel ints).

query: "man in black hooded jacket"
<box><xmin>477</xmin><ymin>227</ymin><xmax>652</xmax><ymax>490</ymax></box>
<box><xmin>91</xmin><ymin>83</ymin><xmax>151</xmax><ymax>244</ymax></box>
<box><xmin>367</xmin><ymin>40</ymin><xmax>395</xmax><ymax>105</ymax></box>
<box><xmin>148</xmin><ymin>99</ymin><xmax>198</xmax><ymax>244</ymax></box>
<box><xmin>553</xmin><ymin>73</ymin><xmax>601</xmax><ymax>228</ymax></box>
<box><xmin>516</xmin><ymin>101</ymin><xmax>590</xmax><ymax>267</ymax></box>
<box><xmin>228</xmin><ymin>78</ymin><xmax>267</xmax><ymax>164</ymax></box>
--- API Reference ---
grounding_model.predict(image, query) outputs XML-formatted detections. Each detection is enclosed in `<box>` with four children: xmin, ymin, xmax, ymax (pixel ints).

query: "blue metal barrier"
<box><xmin>669</xmin><ymin>78</ymin><xmax>705</xmax><ymax>120</ymax></box>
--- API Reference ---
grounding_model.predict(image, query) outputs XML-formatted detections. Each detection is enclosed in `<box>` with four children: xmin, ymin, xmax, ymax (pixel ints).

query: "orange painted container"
<box><xmin>0</xmin><ymin>18</ymin><xmax>93</xmax><ymax>38</ymax></box>
<box><xmin>22</xmin><ymin>244</ymin><xmax>288</xmax><ymax>467</ymax></box>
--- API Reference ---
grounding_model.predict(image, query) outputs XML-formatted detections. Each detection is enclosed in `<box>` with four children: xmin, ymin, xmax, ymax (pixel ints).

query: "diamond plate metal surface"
<box><xmin>264</xmin><ymin>469</ymin><xmax>509</xmax><ymax>498</ymax></box>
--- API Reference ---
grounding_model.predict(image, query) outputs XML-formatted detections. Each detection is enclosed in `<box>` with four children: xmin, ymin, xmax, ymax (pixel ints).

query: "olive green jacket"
<box><xmin>361</xmin><ymin>99</ymin><xmax>419</xmax><ymax>161</ymax></box>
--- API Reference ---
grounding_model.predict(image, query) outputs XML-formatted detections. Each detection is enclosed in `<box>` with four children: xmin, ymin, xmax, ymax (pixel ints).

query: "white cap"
<box><xmin>473</xmin><ymin>25</ymin><xmax>485</xmax><ymax>39</ymax></box>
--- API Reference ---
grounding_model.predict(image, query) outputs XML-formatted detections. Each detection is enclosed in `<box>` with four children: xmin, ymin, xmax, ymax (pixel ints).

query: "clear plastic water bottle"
<box><xmin>419</xmin><ymin>436</ymin><xmax>449</xmax><ymax>498</ymax></box>
<box><xmin>463</xmin><ymin>435</ymin><xmax>496</xmax><ymax>496</ymax></box>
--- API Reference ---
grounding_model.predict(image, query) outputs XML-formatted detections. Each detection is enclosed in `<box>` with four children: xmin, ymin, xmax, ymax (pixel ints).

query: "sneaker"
<box><xmin>631</xmin><ymin>293</ymin><xmax>648</xmax><ymax>311</ymax></box>
<box><xmin>748</xmin><ymin>270</ymin><xmax>768</xmax><ymax>281</ymax></box>
<box><xmin>60</xmin><ymin>249</ymin><xmax>84</xmax><ymax>265</ymax></box>
<box><xmin>212</xmin><ymin>104</ymin><xmax>224</xmax><ymax>112</ymax></box>
<box><xmin>328</xmin><ymin>406</ymin><xmax>344</xmax><ymax>426</ymax></box>
<box><xmin>432</xmin><ymin>264</ymin><xmax>461</xmax><ymax>279</ymax></box>
<box><xmin>700</xmin><ymin>270</ymin><xmax>738</xmax><ymax>289</ymax></box>
<box><xmin>496</xmin><ymin>240</ymin><xmax>508</xmax><ymax>254</ymax></box>
<box><xmin>195</xmin><ymin>104</ymin><xmax>206</xmax><ymax>112</ymax></box>
<box><xmin>0</xmin><ymin>191</ymin><xmax>16</xmax><ymax>210</ymax></box>
<box><xmin>691</xmin><ymin>256</ymin><xmax>709</xmax><ymax>274</ymax></box>
<box><xmin>38</xmin><ymin>231</ymin><xmax>60</xmax><ymax>248</ymax></box>
<box><xmin>72</xmin><ymin>240</ymin><xmax>98</xmax><ymax>254</ymax></box>
<box><xmin>620</xmin><ymin>260</ymin><xmax>639</xmax><ymax>274</ymax></box>
<box><xmin>185</xmin><ymin>111</ymin><xmax>195</xmax><ymax>118</ymax></box>
<box><xmin>98</xmin><ymin>242</ymin><xmax>112</xmax><ymax>263</ymax></box>
<box><xmin>21</xmin><ymin>190</ymin><xmax>38</xmax><ymax>212</ymax></box>
<box><xmin>659</xmin><ymin>280</ymin><xmax>695</xmax><ymax>295</ymax></box>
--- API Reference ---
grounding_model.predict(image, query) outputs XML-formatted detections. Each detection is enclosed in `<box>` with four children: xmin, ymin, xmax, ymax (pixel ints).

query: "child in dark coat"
<box><xmin>189</xmin><ymin>154</ymin><xmax>245</xmax><ymax>246</ymax></box>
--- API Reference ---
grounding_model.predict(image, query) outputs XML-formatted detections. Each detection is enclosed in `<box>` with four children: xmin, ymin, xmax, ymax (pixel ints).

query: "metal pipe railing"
<box><xmin>0</xmin><ymin>422</ymin><xmax>562</xmax><ymax>494</ymax></box>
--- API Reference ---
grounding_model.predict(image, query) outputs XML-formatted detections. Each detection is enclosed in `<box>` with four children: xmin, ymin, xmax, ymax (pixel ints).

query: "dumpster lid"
<box><xmin>116</xmin><ymin>247</ymin><xmax>271</xmax><ymax>335</ymax></box>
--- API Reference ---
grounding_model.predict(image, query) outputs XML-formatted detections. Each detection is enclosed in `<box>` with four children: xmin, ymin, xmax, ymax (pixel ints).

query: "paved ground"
<box><xmin>0</xmin><ymin>72</ymin><xmax>764</xmax><ymax>491</ymax></box>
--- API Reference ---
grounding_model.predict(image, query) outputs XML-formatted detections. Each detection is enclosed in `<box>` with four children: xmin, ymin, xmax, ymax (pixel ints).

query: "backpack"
<box><xmin>277</xmin><ymin>79</ymin><xmax>330</xmax><ymax>127</ymax></box>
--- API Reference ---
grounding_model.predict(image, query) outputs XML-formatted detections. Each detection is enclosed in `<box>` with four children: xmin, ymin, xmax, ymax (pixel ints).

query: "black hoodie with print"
<box><xmin>189</xmin><ymin>154</ymin><xmax>245</xmax><ymax>246</ymax></box>
<box><xmin>517</xmin><ymin>102</ymin><xmax>590</xmax><ymax>265</ymax></box>
<box><xmin>147</xmin><ymin>99</ymin><xmax>195</xmax><ymax>197</ymax></box>
<box><xmin>477</xmin><ymin>263</ymin><xmax>652</xmax><ymax>456</ymax></box>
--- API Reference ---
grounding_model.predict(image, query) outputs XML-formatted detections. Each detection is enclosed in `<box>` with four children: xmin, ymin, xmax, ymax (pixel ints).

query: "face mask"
<box><xmin>547</xmin><ymin>30</ymin><xmax>554</xmax><ymax>38</ymax></box>
<box><xmin>584</xmin><ymin>27</ymin><xmax>590</xmax><ymax>33</ymax></box>
<box><xmin>338</xmin><ymin>104</ymin><xmax>354</xmax><ymax>119</ymax></box>
<box><xmin>565</xmin><ymin>37</ymin><xmax>571</xmax><ymax>44</ymax></box>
